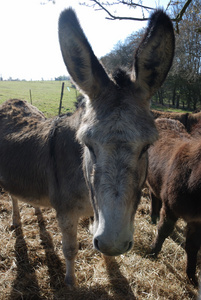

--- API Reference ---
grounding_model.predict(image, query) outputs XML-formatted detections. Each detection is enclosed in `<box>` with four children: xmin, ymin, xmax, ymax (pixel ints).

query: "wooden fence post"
<box><xmin>58</xmin><ymin>82</ymin><xmax>65</xmax><ymax>115</ymax></box>
<box><xmin>29</xmin><ymin>89</ymin><xmax>32</xmax><ymax>104</ymax></box>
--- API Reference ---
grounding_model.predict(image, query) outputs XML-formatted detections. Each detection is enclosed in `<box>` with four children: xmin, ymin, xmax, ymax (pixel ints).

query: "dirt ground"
<box><xmin>0</xmin><ymin>189</ymin><xmax>199</xmax><ymax>299</ymax></box>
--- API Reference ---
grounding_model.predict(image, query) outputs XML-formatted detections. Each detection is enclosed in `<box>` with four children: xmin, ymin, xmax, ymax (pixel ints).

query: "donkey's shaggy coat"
<box><xmin>147</xmin><ymin>118</ymin><xmax>201</xmax><ymax>285</ymax></box>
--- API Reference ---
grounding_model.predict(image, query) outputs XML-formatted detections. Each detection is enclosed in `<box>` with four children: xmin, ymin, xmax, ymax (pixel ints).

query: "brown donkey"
<box><xmin>151</xmin><ymin>109</ymin><xmax>201</xmax><ymax>132</ymax></box>
<box><xmin>147</xmin><ymin>118</ymin><xmax>201</xmax><ymax>285</ymax></box>
<box><xmin>0</xmin><ymin>8</ymin><xmax>174</xmax><ymax>287</ymax></box>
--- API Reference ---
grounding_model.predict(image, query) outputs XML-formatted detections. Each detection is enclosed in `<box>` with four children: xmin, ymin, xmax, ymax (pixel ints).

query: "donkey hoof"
<box><xmin>187</xmin><ymin>274</ymin><xmax>198</xmax><ymax>287</ymax></box>
<box><xmin>10</xmin><ymin>222</ymin><xmax>21</xmax><ymax>230</ymax></box>
<box><xmin>149</xmin><ymin>246</ymin><xmax>159</xmax><ymax>258</ymax></box>
<box><xmin>151</xmin><ymin>215</ymin><xmax>158</xmax><ymax>225</ymax></box>
<box><xmin>64</xmin><ymin>275</ymin><xmax>77</xmax><ymax>289</ymax></box>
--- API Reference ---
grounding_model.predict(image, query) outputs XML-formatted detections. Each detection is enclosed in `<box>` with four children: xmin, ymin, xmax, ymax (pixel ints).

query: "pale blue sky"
<box><xmin>0</xmin><ymin>0</ymin><xmax>170</xmax><ymax>80</ymax></box>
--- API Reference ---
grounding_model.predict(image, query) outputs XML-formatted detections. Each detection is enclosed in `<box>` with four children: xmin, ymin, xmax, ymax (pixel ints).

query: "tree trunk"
<box><xmin>176</xmin><ymin>95</ymin><xmax>180</xmax><ymax>109</ymax></box>
<box><xmin>158</xmin><ymin>89</ymin><xmax>164</xmax><ymax>105</ymax></box>
<box><xmin>172</xmin><ymin>86</ymin><xmax>176</xmax><ymax>106</ymax></box>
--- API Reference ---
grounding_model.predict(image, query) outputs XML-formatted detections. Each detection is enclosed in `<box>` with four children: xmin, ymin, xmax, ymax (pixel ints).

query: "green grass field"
<box><xmin>0</xmin><ymin>81</ymin><xmax>78</xmax><ymax>117</ymax></box>
<box><xmin>0</xmin><ymin>80</ymin><xmax>192</xmax><ymax>118</ymax></box>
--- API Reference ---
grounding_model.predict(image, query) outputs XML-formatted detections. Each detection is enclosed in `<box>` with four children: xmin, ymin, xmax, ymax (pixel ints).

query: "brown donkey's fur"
<box><xmin>151</xmin><ymin>109</ymin><xmax>201</xmax><ymax>132</ymax></box>
<box><xmin>147</xmin><ymin>118</ymin><xmax>201</xmax><ymax>285</ymax></box>
<box><xmin>0</xmin><ymin>98</ymin><xmax>91</xmax><ymax>287</ymax></box>
<box><xmin>0</xmin><ymin>8</ymin><xmax>174</xmax><ymax>287</ymax></box>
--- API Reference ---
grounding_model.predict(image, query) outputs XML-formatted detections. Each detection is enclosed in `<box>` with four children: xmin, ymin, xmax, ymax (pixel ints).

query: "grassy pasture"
<box><xmin>0</xmin><ymin>80</ymin><xmax>191</xmax><ymax>117</ymax></box>
<box><xmin>0</xmin><ymin>81</ymin><xmax>78</xmax><ymax>117</ymax></box>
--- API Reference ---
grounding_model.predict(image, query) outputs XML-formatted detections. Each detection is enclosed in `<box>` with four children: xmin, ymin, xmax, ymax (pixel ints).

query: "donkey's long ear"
<box><xmin>59</xmin><ymin>8</ymin><xmax>110</xmax><ymax>99</ymax></box>
<box><xmin>133</xmin><ymin>10</ymin><xmax>175</xmax><ymax>100</ymax></box>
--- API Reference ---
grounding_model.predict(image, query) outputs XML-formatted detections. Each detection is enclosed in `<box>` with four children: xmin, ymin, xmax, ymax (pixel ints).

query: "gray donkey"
<box><xmin>0</xmin><ymin>8</ymin><xmax>174</xmax><ymax>287</ymax></box>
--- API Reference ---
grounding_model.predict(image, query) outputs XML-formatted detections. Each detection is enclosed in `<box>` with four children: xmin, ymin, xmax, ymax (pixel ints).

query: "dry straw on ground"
<box><xmin>0</xmin><ymin>189</ymin><xmax>199</xmax><ymax>299</ymax></box>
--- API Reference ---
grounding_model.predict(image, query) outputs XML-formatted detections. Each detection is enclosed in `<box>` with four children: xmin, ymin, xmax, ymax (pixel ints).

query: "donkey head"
<box><xmin>59</xmin><ymin>8</ymin><xmax>174</xmax><ymax>256</ymax></box>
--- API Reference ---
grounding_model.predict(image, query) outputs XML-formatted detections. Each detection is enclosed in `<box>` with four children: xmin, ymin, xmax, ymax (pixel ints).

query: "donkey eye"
<box><xmin>86</xmin><ymin>144</ymin><xmax>96</xmax><ymax>160</ymax></box>
<box><xmin>139</xmin><ymin>144</ymin><xmax>150</xmax><ymax>159</ymax></box>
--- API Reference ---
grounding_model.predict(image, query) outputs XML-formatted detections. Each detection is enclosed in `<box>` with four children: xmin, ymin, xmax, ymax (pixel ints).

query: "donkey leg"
<box><xmin>34</xmin><ymin>206</ymin><xmax>43</xmax><ymax>223</ymax></box>
<box><xmin>150</xmin><ymin>192</ymin><xmax>162</xmax><ymax>224</ymax></box>
<box><xmin>151</xmin><ymin>205</ymin><xmax>177</xmax><ymax>256</ymax></box>
<box><xmin>57</xmin><ymin>212</ymin><xmax>79</xmax><ymax>287</ymax></box>
<box><xmin>10</xmin><ymin>195</ymin><xmax>21</xmax><ymax>228</ymax></box>
<box><xmin>185</xmin><ymin>222</ymin><xmax>201</xmax><ymax>286</ymax></box>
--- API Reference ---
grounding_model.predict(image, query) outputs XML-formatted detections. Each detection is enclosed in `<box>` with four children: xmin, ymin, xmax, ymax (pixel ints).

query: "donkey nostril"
<box><xmin>94</xmin><ymin>238</ymin><xmax>100</xmax><ymax>251</ymax></box>
<box><xmin>127</xmin><ymin>241</ymin><xmax>133</xmax><ymax>252</ymax></box>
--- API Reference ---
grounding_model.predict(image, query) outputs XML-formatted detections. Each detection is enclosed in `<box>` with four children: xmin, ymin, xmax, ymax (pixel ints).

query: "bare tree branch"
<box><xmin>80</xmin><ymin>0</ymin><xmax>194</xmax><ymax>24</ymax></box>
<box><xmin>80</xmin><ymin>0</ymin><xmax>152</xmax><ymax>21</ymax></box>
<box><xmin>95</xmin><ymin>0</ymin><xmax>149</xmax><ymax>20</ymax></box>
<box><xmin>175</xmin><ymin>0</ymin><xmax>193</xmax><ymax>21</ymax></box>
<box><xmin>120</xmin><ymin>1</ymin><xmax>153</xmax><ymax>10</ymax></box>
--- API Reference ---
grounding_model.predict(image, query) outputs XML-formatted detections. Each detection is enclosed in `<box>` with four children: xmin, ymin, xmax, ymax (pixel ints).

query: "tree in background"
<box><xmin>169</xmin><ymin>0</ymin><xmax>201</xmax><ymax>110</ymax></box>
<box><xmin>80</xmin><ymin>0</ymin><xmax>153</xmax><ymax>21</ymax></box>
<box><xmin>80</xmin><ymin>0</ymin><xmax>193</xmax><ymax>24</ymax></box>
<box><xmin>152</xmin><ymin>0</ymin><xmax>201</xmax><ymax>111</ymax></box>
<box><xmin>46</xmin><ymin>0</ymin><xmax>200</xmax><ymax>110</ymax></box>
<box><xmin>101</xmin><ymin>29</ymin><xmax>144</xmax><ymax>73</ymax></box>
<box><xmin>95</xmin><ymin>0</ymin><xmax>201</xmax><ymax>111</ymax></box>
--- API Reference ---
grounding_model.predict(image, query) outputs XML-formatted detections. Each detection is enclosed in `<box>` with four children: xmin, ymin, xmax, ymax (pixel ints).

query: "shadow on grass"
<box><xmin>9</xmin><ymin>225</ymin><xmax>42</xmax><ymax>300</ymax></box>
<box><xmin>9</xmin><ymin>209</ymin><xmax>65</xmax><ymax>299</ymax></box>
<box><xmin>104</xmin><ymin>256</ymin><xmax>136</xmax><ymax>300</ymax></box>
<box><xmin>35</xmin><ymin>209</ymin><xmax>66</xmax><ymax>292</ymax></box>
<box><xmin>9</xmin><ymin>210</ymin><xmax>121</xmax><ymax>300</ymax></box>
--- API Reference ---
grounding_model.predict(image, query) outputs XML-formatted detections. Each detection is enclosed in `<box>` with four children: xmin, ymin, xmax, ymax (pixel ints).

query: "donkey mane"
<box><xmin>112</xmin><ymin>68</ymin><xmax>133</xmax><ymax>88</ymax></box>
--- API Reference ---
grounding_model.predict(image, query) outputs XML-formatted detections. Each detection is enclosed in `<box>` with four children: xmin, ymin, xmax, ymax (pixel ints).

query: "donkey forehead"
<box><xmin>77</xmin><ymin>104</ymin><xmax>158</xmax><ymax>146</ymax></box>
